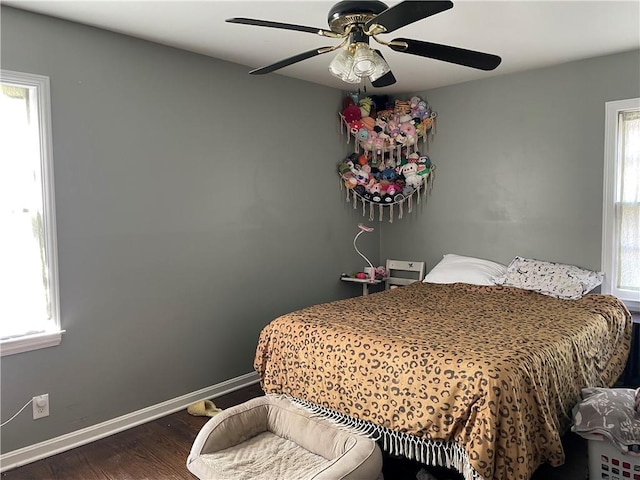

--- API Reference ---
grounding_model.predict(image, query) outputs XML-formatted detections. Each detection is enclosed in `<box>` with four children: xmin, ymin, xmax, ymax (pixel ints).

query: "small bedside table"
<box><xmin>340</xmin><ymin>276</ymin><xmax>385</xmax><ymax>296</ymax></box>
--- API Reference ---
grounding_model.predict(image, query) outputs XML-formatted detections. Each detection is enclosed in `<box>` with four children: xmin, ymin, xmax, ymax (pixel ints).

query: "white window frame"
<box><xmin>0</xmin><ymin>69</ymin><xmax>63</xmax><ymax>356</ymax></box>
<box><xmin>602</xmin><ymin>97</ymin><xmax>640</xmax><ymax>312</ymax></box>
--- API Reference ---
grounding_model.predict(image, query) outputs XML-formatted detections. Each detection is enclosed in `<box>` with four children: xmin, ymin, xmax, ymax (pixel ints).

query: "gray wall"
<box><xmin>381</xmin><ymin>50</ymin><xmax>640</xmax><ymax>272</ymax></box>
<box><xmin>0</xmin><ymin>7</ymin><xmax>377</xmax><ymax>453</ymax></box>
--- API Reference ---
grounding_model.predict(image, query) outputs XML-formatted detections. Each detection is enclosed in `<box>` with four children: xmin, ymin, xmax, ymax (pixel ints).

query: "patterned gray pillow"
<box><xmin>493</xmin><ymin>256</ymin><xmax>603</xmax><ymax>300</ymax></box>
<box><xmin>572</xmin><ymin>387</ymin><xmax>640</xmax><ymax>448</ymax></box>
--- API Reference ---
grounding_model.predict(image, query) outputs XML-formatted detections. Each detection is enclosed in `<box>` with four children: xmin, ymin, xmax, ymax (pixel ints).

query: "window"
<box><xmin>602</xmin><ymin>98</ymin><xmax>640</xmax><ymax>312</ymax></box>
<box><xmin>0</xmin><ymin>69</ymin><xmax>62</xmax><ymax>356</ymax></box>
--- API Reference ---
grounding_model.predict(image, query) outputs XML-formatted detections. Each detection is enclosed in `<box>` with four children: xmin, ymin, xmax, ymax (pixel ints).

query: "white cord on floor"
<box><xmin>1</xmin><ymin>399</ymin><xmax>33</xmax><ymax>427</ymax></box>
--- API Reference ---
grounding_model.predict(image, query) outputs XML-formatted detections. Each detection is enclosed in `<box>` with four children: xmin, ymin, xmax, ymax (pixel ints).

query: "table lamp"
<box><xmin>353</xmin><ymin>223</ymin><xmax>375</xmax><ymax>282</ymax></box>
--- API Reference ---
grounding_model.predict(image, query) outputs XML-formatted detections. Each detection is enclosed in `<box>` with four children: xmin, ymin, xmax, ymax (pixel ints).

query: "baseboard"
<box><xmin>0</xmin><ymin>371</ymin><xmax>260</xmax><ymax>472</ymax></box>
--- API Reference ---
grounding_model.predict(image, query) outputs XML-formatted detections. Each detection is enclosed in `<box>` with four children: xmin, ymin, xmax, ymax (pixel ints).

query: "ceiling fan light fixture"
<box><xmin>368</xmin><ymin>53</ymin><xmax>391</xmax><ymax>82</ymax></box>
<box><xmin>328</xmin><ymin>47</ymin><xmax>360</xmax><ymax>84</ymax></box>
<box><xmin>329</xmin><ymin>43</ymin><xmax>390</xmax><ymax>84</ymax></box>
<box><xmin>352</xmin><ymin>43</ymin><xmax>377</xmax><ymax>77</ymax></box>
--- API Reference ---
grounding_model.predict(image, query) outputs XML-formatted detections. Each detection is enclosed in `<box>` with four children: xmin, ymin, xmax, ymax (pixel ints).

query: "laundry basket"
<box><xmin>572</xmin><ymin>388</ymin><xmax>640</xmax><ymax>480</ymax></box>
<box><xmin>588</xmin><ymin>437</ymin><xmax>640</xmax><ymax>480</ymax></box>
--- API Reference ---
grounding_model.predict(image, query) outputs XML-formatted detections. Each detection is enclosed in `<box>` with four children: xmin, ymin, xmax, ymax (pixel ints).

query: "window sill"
<box><xmin>0</xmin><ymin>330</ymin><xmax>64</xmax><ymax>357</ymax></box>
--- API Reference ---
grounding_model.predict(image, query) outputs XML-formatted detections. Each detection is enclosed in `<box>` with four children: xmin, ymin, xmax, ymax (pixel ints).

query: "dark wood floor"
<box><xmin>1</xmin><ymin>382</ymin><xmax>589</xmax><ymax>480</ymax></box>
<box><xmin>0</xmin><ymin>384</ymin><xmax>265</xmax><ymax>480</ymax></box>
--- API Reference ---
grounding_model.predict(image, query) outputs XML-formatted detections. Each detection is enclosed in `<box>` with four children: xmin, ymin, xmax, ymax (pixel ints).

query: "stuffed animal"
<box><xmin>372</xmin><ymin>136</ymin><xmax>385</xmax><ymax>153</ymax></box>
<box><xmin>399</xmin><ymin>121</ymin><xmax>417</xmax><ymax>146</ymax></box>
<box><xmin>374</xmin><ymin>118</ymin><xmax>388</xmax><ymax>135</ymax></box>
<box><xmin>361</xmin><ymin>116</ymin><xmax>376</xmax><ymax>131</ymax></box>
<box><xmin>359</xmin><ymin>97</ymin><xmax>373</xmax><ymax>117</ymax></box>
<box><xmin>380</xmin><ymin>167</ymin><xmax>397</xmax><ymax>182</ymax></box>
<box><xmin>387</xmin><ymin>119</ymin><xmax>400</xmax><ymax>140</ymax></box>
<box><xmin>400</xmin><ymin>162</ymin><xmax>421</xmax><ymax>188</ymax></box>
<box><xmin>355</xmin><ymin>169</ymin><xmax>371</xmax><ymax>185</ymax></box>
<box><xmin>419</xmin><ymin>155</ymin><xmax>432</xmax><ymax>169</ymax></box>
<box><xmin>366</xmin><ymin>182</ymin><xmax>383</xmax><ymax>203</ymax></box>
<box><xmin>349</xmin><ymin>120</ymin><xmax>364</xmax><ymax>135</ymax></box>
<box><xmin>344</xmin><ymin>173</ymin><xmax>357</xmax><ymax>189</ymax></box>
<box><xmin>343</xmin><ymin>104</ymin><xmax>361</xmax><ymax>123</ymax></box>
<box><xmin>357</xmin><ymin>153</ymin><xmax>370</xmax><ymax>166</ymax></box>
<box><xmin>394</xmin><ymin>99</ymin><xmax>411</xmax><ymax>115</ymax></box>
<box><xmin>386</xmin><ymin>183</ymin><xmax>402</xmax><ymax>196</ymax></box>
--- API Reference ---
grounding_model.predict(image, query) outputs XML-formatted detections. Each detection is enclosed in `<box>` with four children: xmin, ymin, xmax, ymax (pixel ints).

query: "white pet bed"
<box><xmin>186</xmin><ymin>395</ymin><xmax>383</xmax><ymax>480</ymax></box>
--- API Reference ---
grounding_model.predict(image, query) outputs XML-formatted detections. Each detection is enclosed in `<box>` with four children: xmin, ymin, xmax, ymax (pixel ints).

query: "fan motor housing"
<box><xmin>327</xmin><ymin>1</ymin><xmax>388</xmax><ymax>33</ymax></box>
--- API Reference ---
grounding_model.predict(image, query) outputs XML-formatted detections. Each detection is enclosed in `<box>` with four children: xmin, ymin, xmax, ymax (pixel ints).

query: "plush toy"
<box><xmin>361</xmin><ymin>116</ymin><xmax>376</xmax><ymax>131</ymax></box>
<box><xmin>344</xmin><ymin>173</ymin><xmax>357</xmax><ymax>189</ymax></box>
<box><xmin>399</xmin><ymin>121</ymin><xmax>417</xmax><ymax>145</ymax></box>
<box><xmin>402</xmin><ymin>184</ymin><xmax>415</xmax><ymax>197</ymax></box>
<box><xmin>359</xmin><ymin>97</ymin><xmax>373</xmax><ymax>117</ymax></box>
<box><xmin>400</xmin><ymin>162</ymin><xmax>421</xmax><ymax>188</ymax></box>
<box><xmin>339</xmin><ymin>158</ymin><xmax>358</xmax><ymax>175</ymax></box>
<box><xmin>366</xmin><ymin>182</ymin><xmax>383</xmax><ymax>203</ymax></box>
<box><xmin>372</xmin><ymin>136</ymin><xmax>385</xmax><ymax>153</ymax></box>
<box><xmin>357</xmin><ymin>128</ymin><xmax>369</xmax><ymax>142</ymax></box>
<box><xmin>354</xmin><ymin>184</ymin><xmax>366</xmax><ymax>196</ymax></box>
<box><xmin>355</xmin><ymin>169</ymin><xmax>371</xmax><ymax>185</ymax></box>
<box><xmin>386</xmin><ymin>183</ymin><xmax>402</xmax><ymax>196</ymax></box>
<box><xmin>357</xmin><ymin>153</ymin><xmax>370</xmax><ymax>166</ymax></box>
<box><xmin>394</xmin><ymin>99</ymin><xmax>411</xmax><ymax>115</ymax></box>
<box><xmin>374</xmin><ymin>118</ymin><xmax>387</xmax><ymax>134</ymax></box>
<box><xmin>387</xmin><ymin>119</ymin><xmax>400</xmax><ymax>140</ymax></box>
<box><xmin>367</xmin><ymin>182</ymin><xmax>382</xmax><ymax>195</ymax></box>
<box><xmin>361</xmin><ymin>130</ymin><xmax>377</xmax><ymax>151</ymax></box>
<box><xmin>349</xmin><ymin>120</ymin><xmax>364</xmax><ymax>135</ymax></box>
<box><xmin>380</xmin><ymin>167</ymin><xmax>397</xmax><ymax>182</ymax></box>
<box><xmin>343</xmin><ymin>104</ymin><xmax>361</xmax><ymax>123</ymax></box>
<box><xmin>410</xmin><ymin>96</ymin><xmax>422</xmax><ymax>116</ymax></box>
<box><xmin>419</xmin><ymin>155</ymin><xmax>432</xmax><ymax>169</ymax></box>
<box><xmin>410</xmin><ymin>97</ymin><xmax>429</xmax><ymax>121</ymax></box>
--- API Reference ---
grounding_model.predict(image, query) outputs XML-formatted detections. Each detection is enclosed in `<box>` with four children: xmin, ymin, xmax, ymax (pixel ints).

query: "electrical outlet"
<box><xmin>32</xmin><ymin>394</ymin><xmax>49</xmax><ymax>419</ymax></box>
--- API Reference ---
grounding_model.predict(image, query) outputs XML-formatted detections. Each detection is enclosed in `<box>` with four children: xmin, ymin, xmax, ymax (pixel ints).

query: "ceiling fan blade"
<box><xmin>366</xmin><ymin>1</ymin><xmax>453</xmax><ymax>34</ymax></box>
<box><xmin>249</xmin><ymin>47</ymin><xmax>333</xmax><ymax>75</ymax></box>
<box><xmin>371</xmin><ymin>50</ymin><xmax>396</xmax><ymax>87</ymax></box>
<box><xmin>389</xmin><ymin>38</ymin><xmax>502</xmax><ymax>71</ymax></box>
<box><xmin>371</xmin><ymin>70</ymin><xmax>396</xmax><ymax>88</ymax></box>
<box><xmin>226</xmin><ymin>17</ymin><xmax>337</xmax><ymax>37</ymax></box>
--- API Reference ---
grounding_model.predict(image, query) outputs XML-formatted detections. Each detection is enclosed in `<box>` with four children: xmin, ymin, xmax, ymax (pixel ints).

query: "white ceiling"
<box><xmin>4</xmin><ymin>0</ymin><xmax>640</xmax><ymax>93</ymax></box>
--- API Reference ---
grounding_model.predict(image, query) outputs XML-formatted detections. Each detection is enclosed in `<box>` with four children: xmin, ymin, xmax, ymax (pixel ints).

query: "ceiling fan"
<box><xmin>226</xmin><ymin>1</ymin><xmax>502</xmax><ymax>88</ymax></box>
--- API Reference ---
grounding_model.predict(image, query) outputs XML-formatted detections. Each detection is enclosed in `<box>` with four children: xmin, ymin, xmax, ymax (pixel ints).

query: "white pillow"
<box><xmin>493</xmin><ymin>256</ymin><xmax>603</xmax><ymax>300</ymax></box>
<box><xmin>423</xmin><ymin>254</ymin><xmax>508</xmax><ymax>286</ymax></box>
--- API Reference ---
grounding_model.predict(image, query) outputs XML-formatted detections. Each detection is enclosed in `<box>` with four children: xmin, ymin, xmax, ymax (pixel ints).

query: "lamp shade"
<box><xmin>329</xmin><ymin>44</ymin><xmax>389</xmax><ymax>85</ymax></box>
<box><xmin>352</xmin><ymin>44</ymin><xmax>377</xmax><ymax>77</ymax></box>
<box><xmin>369</xmin><ymin>53</ymin><xmax>390</xmax><ymax>82</ymax></box>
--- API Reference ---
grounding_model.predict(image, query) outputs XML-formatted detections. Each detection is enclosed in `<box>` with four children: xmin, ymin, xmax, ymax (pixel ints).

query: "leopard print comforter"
<box><xmin>255</xmin><ymin>282</ymin><xmax>631</xmax><ymax>480</ymax></box>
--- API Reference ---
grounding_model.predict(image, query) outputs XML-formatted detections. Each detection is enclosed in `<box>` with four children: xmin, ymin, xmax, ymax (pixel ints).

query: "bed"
<box><xmin>254</xmin><ymin>258</ymin><xmax>631</xmax><ymax>480</ymax></box>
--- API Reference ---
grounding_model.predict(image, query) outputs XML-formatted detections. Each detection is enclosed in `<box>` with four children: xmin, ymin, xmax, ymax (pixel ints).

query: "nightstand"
<box><xmin>340</xmin><ymin>276</ymin><xmax>385</xmax><ymax>296</ymax></box>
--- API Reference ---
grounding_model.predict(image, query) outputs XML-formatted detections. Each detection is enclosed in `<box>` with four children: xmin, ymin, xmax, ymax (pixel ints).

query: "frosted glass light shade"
<box><xmin>352</xmin><ymin>44</ymin><xmax>377</xmax><ymax>76</ymax></box>
<box><xmin>329</xmin><ymin>44</ymin><xmax>389</xmax><ymax>84</ymax></box>
<box><xmin>329</xmin><ymin>48</ymin><xmax>360</xmax><ymax>84</ymax></box>
<box><xmin>369</xmin><ymin>54</ymin><xmax>390</xmax><ymax>82</ymax></box>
